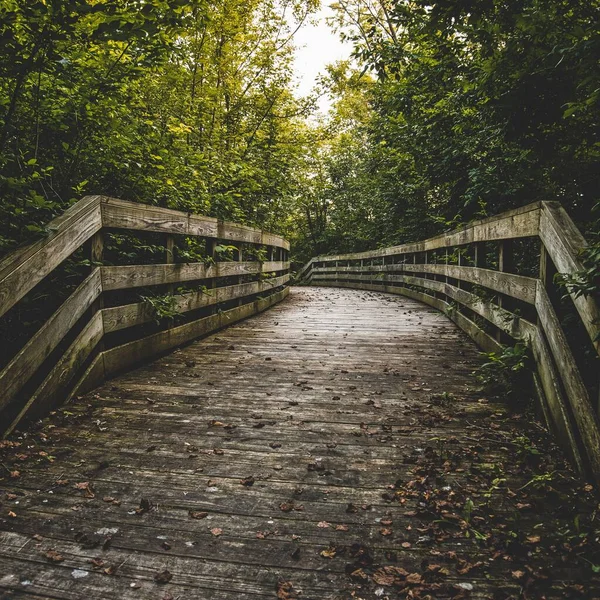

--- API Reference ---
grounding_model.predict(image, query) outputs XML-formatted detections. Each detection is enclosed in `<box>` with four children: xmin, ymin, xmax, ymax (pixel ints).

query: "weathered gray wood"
<box><xmin>102</xmin><ymin>274</ymin><xmax>290</xmax><ymax>332</ymax></box>
<box><xmin>312</xmin><ymin>265</ymin><xmax>537</xmax><ymax>304</ymax></box>
<box><xmin>529</xmin><ymin>324</ymin><xmax>585</xmax><ymax>473</ymax></box>
<box><xmin>5</xmin><ymin>311</ymin><xmax>105</xmax><ymax>435</ymax></box>
<box><xmin>535</xmin><ymin>284</ymin><xmax>600</xmax><ymax>475</ymax></box>
<box><xmin>101</xmin><ymin>260</ymin><xmax>288</xmax><ymax>291</ymax></box>
<box><xmin>100</xmin><ymin>197</ymin><xmax>290</xmax><ymax>250</ymax></box>
<box><xmin>313</xmin><ymin>280</ymin><xmax>502</xmax><ymax>353</ymax></box>
<box><xmin>99</xmin><ymin>288</ymin><xmax>289</xmax><ymax>379</ymax></box>
<box><xmin>101</xmin><ymin>261</ymin><xmax>289</xmax><ymax>291</ymax></box>
<box><xmin>1</xmin><ymin>287</ymin><xmax>597</xmax><ymax>599</ymax></box>
<box><xmin>0</xmin><ymin>269</ymin><xmax>102</xmax><ymax>416</ymax></box>
<box><xmin>539</xmin><ymin>202</ymin><xmax>600</xmax><ymax>354</ymax></box>
<box><xmin>0</xmin><ymin>195</ymin><xmax>102</xmax><ymax>319</ymax></box>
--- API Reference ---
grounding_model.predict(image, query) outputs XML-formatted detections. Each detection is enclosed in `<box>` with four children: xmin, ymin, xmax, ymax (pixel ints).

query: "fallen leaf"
<box><xmin>45</xmin><ymin>549</ymin><xmax>64</xmax><ymax>563</ymax></box>
<box><xmin>154</xmin><ymin>569</ymin><xmax>172</xmax><ymax>584</ymax></box>
<box><xmin>241</xmin><ymin>476</ymin><xmax>255</xmax><ymax>487</ymax></box>
<box><xmin>74</xmin><ymin>482</ymin><xmax>95</xmax><ymax>499</ymax></box>
<box><xmin>276</xmin><ymin>580</ymin><xmax>298</xmax><ymax>599</ymax></box>
<box><xmin>210</xmin><ymin>528</ymin><xmax>223</xmax><ymax>537</ymax></box>
<box><xmin>189</xmin><ymin>511</ymin><xmax>208</xmax><ymax>520</ymax></box>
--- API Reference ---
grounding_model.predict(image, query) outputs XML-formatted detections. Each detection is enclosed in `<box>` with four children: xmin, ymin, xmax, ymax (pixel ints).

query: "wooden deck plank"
<box><xmin>1</xmin><ymin>286</ymin><xmax>598</xmax><ymax>599</ymax></box>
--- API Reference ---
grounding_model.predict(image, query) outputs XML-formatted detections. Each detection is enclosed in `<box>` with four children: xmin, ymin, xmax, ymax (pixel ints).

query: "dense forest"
<box><xmin>0</xmin><ymin>0</ymin><xmax>598</xmax><ymax>264</ymax></box>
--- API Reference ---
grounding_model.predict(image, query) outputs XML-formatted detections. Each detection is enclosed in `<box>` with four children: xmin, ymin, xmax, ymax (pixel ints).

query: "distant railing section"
<box><xmin>0</xmin><ymin>196</ymin><xmax>290</xmax><ymax>435</ymax></box>
<box><xmin>297</xmin><ymin>202</ymin><xmax>600</xmax><ymax>484</ymax></box>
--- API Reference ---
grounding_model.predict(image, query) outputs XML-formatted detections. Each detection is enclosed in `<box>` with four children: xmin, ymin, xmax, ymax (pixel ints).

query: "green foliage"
<box><xmin>0</xmin><ymin>0</ymin><xmax>318</xmax><ymax>259</ymax></box>
<box><xmin>140</xmin><ymin>292</ymin><xmax>181</xmax><ymax>325</ymax></box>
<box><xmin>475</xmin><ymin>342</ymin><xmax>530</xmax><ymax>400</ymax></box>
<box><xmin>245</xmin><ymin>246</ymin><xmax>268</xmax><ymax>263</ymax></box>
<box><xmin>214</xmin><ymin>244</ymin><xmax>238</xmax><ymax>261</ymax></box>
<box><xmin>289</xmin><ymin>0</ymin><xmax>599</xmax><ymax>261</ymax></box>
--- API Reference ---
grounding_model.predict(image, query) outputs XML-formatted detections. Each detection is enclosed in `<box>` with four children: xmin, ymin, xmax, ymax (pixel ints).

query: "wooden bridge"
<box><xmin>0</xmin><ymin>198</ymin><xmax>599</xmax><ymax>598</ymax></box>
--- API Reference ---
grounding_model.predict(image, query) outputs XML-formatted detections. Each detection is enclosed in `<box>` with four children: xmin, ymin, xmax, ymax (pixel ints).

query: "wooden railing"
<box><xmin>0</xmin><ymin>196</ymin><xmax>290</xmax><ymax>436</ymax></box>
<box><xmin>297</xmin><ymin>202</ymin><xmax>600</xmax><ymax>484</ymax></box>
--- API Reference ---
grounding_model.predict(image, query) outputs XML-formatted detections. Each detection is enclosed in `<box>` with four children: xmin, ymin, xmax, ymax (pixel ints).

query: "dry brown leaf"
<box><xmin>45</xmin><ymin>549</ymin><xmax>64</xmax><ymax>563</ymax></box>
<box><xmin>189</xmin><ymin>511</ymin><xmax>208</xmax><ymax>520</ymax></box>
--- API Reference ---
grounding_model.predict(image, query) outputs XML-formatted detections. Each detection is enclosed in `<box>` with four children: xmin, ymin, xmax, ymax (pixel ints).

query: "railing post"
<box><xmin>89</xmin><ymin>231</ymin><xmax>104</xmax><ymax>314</ymax></box>
<box><xmin>165</xmin><ymin>234</ymin><xmax>175</xmax><ymax>295</ymax></box>
<box><xmin>237</xmin><ymin>244</ymin><xmax>244</xmax><ymax>307</ymax></box>
<box><xmin>207</xmin><ymin>238</ymin><xmax>217</xmax><ymax>314</ymax></box>
<box><xmin>444</xmin><ymin>248</ymin><xmax>449</xmax><ymax>287</ymax></box>
<box><xmin>496</xmin><ymin>239</ymin><xmax>514</xmax><ymax>341</ymax></box>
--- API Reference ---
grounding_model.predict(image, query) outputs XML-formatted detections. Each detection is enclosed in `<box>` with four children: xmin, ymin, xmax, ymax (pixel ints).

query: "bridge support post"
<box><xmin>88</xmin><ymin>231</ymin><xmax>104</xmax><ymax>315</ymax></box>
<box><xmin>496</xmin><ymin>240</ymin><xmax>514</xmax><ymax>342</ymax></box>
<box><xmin>165</xmin><ymin>234</ymin><xmax>175</xmax><ymax>295</ymax></box>
<box><xmin>237</xmin><ymin>244</ymin><xmax>244</xmax><ymax>307</ymax></box>
<box><xmin>207</xmin><ymin>238</ymin><xmax>217</xmax><ymax>315</ymax></box>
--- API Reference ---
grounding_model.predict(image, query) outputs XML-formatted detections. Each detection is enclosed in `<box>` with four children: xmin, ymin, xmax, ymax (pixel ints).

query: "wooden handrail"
<box><xmin>0</xmin><ymin>196</ymin><xmax>290</xmax><ymax>436</ymax></box>
<box><xmin>299</xmin><ymin>200</ymin><xmax>600</xmax><ymax>485</ymax></box>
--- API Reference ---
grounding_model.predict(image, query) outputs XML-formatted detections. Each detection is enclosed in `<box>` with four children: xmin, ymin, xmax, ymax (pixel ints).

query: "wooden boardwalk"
<box><xmin>0</xmin><ymin>287</ymin><xmax>598</xmax><ymax>599</ymax></box>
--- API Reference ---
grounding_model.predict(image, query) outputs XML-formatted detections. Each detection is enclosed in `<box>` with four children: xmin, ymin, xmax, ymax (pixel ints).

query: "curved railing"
<box><xmin>0</xmin><ymin>196</ymin><xmax>290</xmax><ymax>435</ymax></box>
<box><xmin>297</xmin><ymin>202</ymin><xmax>600</xmax><ymax>484</ymax></box>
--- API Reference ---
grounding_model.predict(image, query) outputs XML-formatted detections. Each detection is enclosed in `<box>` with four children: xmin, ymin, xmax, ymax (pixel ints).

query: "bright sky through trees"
<box><xmin>292</xmin><ymin>3</ymin><xmax>351</xmax><ymax>113</ymax></box>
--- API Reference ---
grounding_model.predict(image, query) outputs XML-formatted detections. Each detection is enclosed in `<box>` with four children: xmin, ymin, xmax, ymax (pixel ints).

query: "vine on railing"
<box><xmin>297</xmin><ymin>201</ymin><xmax>600</xmax><ymax>485</ymax></box>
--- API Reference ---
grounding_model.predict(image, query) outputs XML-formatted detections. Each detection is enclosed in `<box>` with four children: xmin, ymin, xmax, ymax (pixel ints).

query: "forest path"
<box><xmin>0</xmin><ymin>287</ymin><xmax>597</xmax><ymax>599</ymax></box>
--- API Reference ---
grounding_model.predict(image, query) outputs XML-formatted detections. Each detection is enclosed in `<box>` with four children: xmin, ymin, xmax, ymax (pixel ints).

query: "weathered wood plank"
<box><xmin>313</xmin><ymin>281</ymin><xmax>502</xmax><ymax>353</ymax></box>
<box><xmin>99</xmin><ymin>287</ymin><xmax>289</xmax><ymax>379</ymax></box>
<box><xmin>102</xmin><ymin>274</ymin><xmax>290</xmax><ymax>333</ymax></box>
<box><xmin>312</xmin><ymin>264</ymin><xmax>537</xmax><ymax>303</ymax></box>
<box><xmin>0</xmin><ymin>269</ymin><xmax>102</xmax><ymax>415</ymax></box>
<box><xmin>5</xmin><ymin>311</ymin><xmax>104</xmax><ymax>435</ymax></box>
<box><xmin>1</xmin><ymin>287</ymin><xmax>598</xmax><ymax>599</ymax></box>
<box><xmin>100</xmin><ymin>197</ymin><xmax>290</xmax><ymax>250</ymax></box>
<box><xmin>535</xmin><ymin>283</ymin><xmax>600</xmax><ymax>474</ymax></box>
<box><xmin>101</xmin><ymin>261</ymin><xmax>289</xmax><ymax>291</ymax></box>
<box><xmin>0</xmin><ymin>195</ymin><xmax>102</xmax><ymax>319</ymax></box>
<box><xmin>539</xmin><ymin>202</ymin><xmax>600</xmax><ymax>354</ymax></box>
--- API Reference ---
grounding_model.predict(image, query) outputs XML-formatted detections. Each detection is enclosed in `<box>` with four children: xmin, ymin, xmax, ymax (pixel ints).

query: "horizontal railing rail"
<box><xmin>0</xmin><ymin>196</ymin><xmax>290</xmax><ymax>436</ymax></box>
<box><xmin>298</xmin><ymin>201</ymin><xmax>600</xmax><ymax>484</ymax></box>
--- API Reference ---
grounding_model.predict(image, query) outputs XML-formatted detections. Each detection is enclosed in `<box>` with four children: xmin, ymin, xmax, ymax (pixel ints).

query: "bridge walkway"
<box><xmin>0</xmin><ymin>287</ymin><xmax>597</xmax><ymax>599</ymax></box>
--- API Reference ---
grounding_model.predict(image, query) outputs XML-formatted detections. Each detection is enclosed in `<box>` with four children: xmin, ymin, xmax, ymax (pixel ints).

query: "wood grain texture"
<box><xmin>312</xmin><ymin>265</ymin><xmax>537</xmax><ymax>304</ymax></box>
<box><xmin>0</xmin><ymin>196</ymin><xmax>102</xmax><ymax>319</ymax></box>
<box><xmin>101</xmin><ymin>261</ymin><xmax>289</xmax><ymax>291</ymax></box>
<box><xmin>100</xmin><ymin>197</ymin><xmax>290</xmax><ymax>250</ymax></box>
<box><xmin>535</xmin><ymin>284</ymin><xmax>600</xmax><ymax>474</ymax></box>
<box><xmin>5</xmin><ymin>311</ymin><xmax>105</xmax><ymax>435</ymax></box>
<box><xmin>0</xmin><ymin>269</ymin><xmax>102</xmax><ymax>414</ymax></box>
<box><xmin>100</xmin><ymin>288</ymin><xmax>289</xmax><ymax>379</ymax></box>
<box><xmin>539</xmin><ymin>202</ymin><xmax>600</xmax><ymax>354</ymax></box>
<box><xmin>0</xmin><ymin>286</ymin><xmax>596</xmax><ymax>599</ymax></box>
<box><xmin>102</xmin><ymin>274</ymin><xmax>290</xmax><ymax>333</ymax></box>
